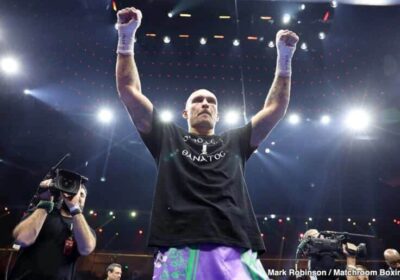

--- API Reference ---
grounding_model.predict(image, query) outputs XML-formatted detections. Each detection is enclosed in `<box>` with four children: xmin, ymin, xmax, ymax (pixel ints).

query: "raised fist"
<box><xmin>276</xmin><ymin>30</ymin><xmax>299</xmax><ymax>48</ymax></box>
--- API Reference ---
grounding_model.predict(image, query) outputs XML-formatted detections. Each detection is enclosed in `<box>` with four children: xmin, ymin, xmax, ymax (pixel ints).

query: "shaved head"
<box><xmin>183</xmin><ymin>89</ymin><xmax>219</xmax><ymax>135</ymax></box>
<box><xmin>185</xmin><ymin>89</ymin><xmax>217</xmax><ymax>110</ymax></box>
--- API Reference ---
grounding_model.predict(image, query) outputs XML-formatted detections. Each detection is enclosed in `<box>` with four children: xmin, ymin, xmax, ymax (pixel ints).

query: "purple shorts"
<box><xmin>153</xmin><ymin>244</ymin><xmax>269</xmax><ymax>280</ymax></box>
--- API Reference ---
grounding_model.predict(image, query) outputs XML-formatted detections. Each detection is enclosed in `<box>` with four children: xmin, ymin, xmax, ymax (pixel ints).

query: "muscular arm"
<box><xmin>116</xmin><ymin>54</ymin><xmax>153</xmax><ymax>133</ymax></box>
<box><xmin>250</xmin><ymin>30</ymin><xmax>297</xmax><ymax>148</ymax></box>
<box><xmin>250</xmin><ymin>75</ymin><xmax>290</xmax><ymax>147</ymax></box>
<box><xmin>72</xmin><ymin>213</ymin><xmax>96</xmax><ymax>256</ymax></box>
<box><xmin>13</xmin><ymin>209</ymin><xmax>48</xmax><ymax>247</ymax></box>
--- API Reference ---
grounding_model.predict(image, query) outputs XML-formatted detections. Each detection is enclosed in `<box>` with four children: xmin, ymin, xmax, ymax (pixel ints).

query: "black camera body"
<box><xmin>299</xmin><ymin>232</ymin><xmax>367</xmax><ymax>259</ymax></box>
<box><xmin>51</xmin><ymin>169</ymin><xmax>88</xmax><ymax>196</ymax></box>
<box><xmin>296</xmin><ymin>231</ymin><xmax>368</xmax><ymax>277</ymax></box>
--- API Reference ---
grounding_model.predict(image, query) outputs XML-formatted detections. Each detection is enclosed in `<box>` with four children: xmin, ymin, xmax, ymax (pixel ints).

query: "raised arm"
<box><xmin>116</xmin><ymin>7</ymin><xmax>153</xmax><ymax>134</ymax></box>
<box><xmin>250</xmin><ymin>30</ymin><xmax>299</xmax><ymax>147</ymax></box>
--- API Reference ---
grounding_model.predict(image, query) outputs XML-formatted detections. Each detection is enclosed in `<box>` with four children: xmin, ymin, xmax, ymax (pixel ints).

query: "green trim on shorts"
<box><xmin>186</xmin><ymin>248</ymin><xmax>199</xmax><ymax>280</ymax></box>
<box><xmin>241</xmin><ymin>250</ymin><xmax>269</xmax><ymax>280</ymax></box>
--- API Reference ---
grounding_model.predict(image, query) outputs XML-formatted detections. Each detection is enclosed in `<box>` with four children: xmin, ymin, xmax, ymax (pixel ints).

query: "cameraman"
<box><xmin>9</xmin><ymin>179</ymin><xmax>96</xmax><ymax>280</ymax></box>
<box><xmin>298</xmin><ymin>229</ymin><xmax>366</xmax><ymax>280</ymax></box>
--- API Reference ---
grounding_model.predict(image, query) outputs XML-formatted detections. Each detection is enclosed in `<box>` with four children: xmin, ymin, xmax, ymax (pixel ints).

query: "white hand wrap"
<box><xmin>275</xmin><ymin>38</ymin><xmax>297</xmax><ymax>77</ymax></box>
<box><xmin>116</xmin><ymin>10</ymin><xmax>142</xmax><ymax>55</ymax></box>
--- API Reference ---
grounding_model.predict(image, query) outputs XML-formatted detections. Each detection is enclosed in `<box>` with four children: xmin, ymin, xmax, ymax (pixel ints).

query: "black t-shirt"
<box><xmin>9</xmin><ymin>210</ymin><xmax>80</xmax><ymax>280</ymax></box>
<box><xmin>140</xmin><ymin>110</ymin><xmax>265</xmax><ymax>253</ymax></box>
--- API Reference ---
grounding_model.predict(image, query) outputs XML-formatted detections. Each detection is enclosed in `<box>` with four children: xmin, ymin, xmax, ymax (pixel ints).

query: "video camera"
<box><xmin>41</xmin><ymin>153</ymin><xmax>88</xmax><ymax>196</ymax></box>
<box><xmin>297</xmin><ymin>231</ymin><xmax>367</xmax><ymax>259</ymax></box>
<box><xmin>31</xmin><ymin>153</ymin><xmax>88</xmax><ymax>205</ymax></box>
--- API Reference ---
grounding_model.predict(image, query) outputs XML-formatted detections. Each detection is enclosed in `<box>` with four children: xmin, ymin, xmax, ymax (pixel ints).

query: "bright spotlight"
<box><xmin>300</xmin><ymin>4</ymin><xmax>306</xmax><ymax>10</ymax></box>
<box><xmin>331</xmin><ymin>1</ymin><xmax>338</xmax><ymax>8</ymax></box>
<box><xmin>163</xmin><ymin>36</ymin><xmax>171</xmax><ymax>44</ymax></box>
<box><xmin>100</xmin><ymin>176</ymin><xmax>106</xmax><ymax>182</ymax></box>
<box><xmin>265</xmin><ymin>148</ymin><xmax>271</xmax><ymax>154</ymax></box>
<box><xmin>344</xmin><ymin>109</ymin><xmax>371</xmax><ymax>131</ymax></box>
<box><xmin>233</xmin><ymin>39</ymin><xmax>240</xmax><ymax>46</ymax></box>
<box><xmin>199</xmin><ymin>37</ymin><xmax>207</xmax><ymax>45</ymax></box>
<box><xmin>320</xmin><ymin>115</ymin><xmax>331</xmax><ymax>125</ymax></box>
<box><xmin>300</xmin><ymin>42</ymin><xmax>308</xmax><ymax>50</ymax></box>
<box><xmin>268</xmin><ymin>41</ymin><xmax>275</xmax><ymax>48</ymax></box>
<box><xmin>282</xmin><ymin>13</ymin><xmax>291</xmax><ymax>25</ymax></box>
<box><xmin>270</xmin><ymin>214</ymin><xmax>276</xmax><ymax>219</ymax></box>
<box><xmin>23</xmin><ymin>89</ymin><xmax>32</xmax><ymax>95</ymax></box>
<box><xmin>288</xmin><ymin>113</ymin><xmax>300</xmax><ymax>125</ymax></box>
<box><xmin>168</xmin><ymin>12</ymin><xmax>173</xmax><ymax>18</ymax></box>
<box><xmin>160</xmin><ymin>110</ymin><xmax>173</xmax><ymax>123</ymax></box>
<box><xmin>224</xmin><ymin>110</ymin><xmax>240</xmax><ymax>125</ymax></box>
<box><xmin>318</xmin><ymin>32</ymin><xmax>326</xmax><ymax>40</ymax></box>
<box><xmin>97</xmin><ymin>108</ymin><xmax>113</xmax><ymax>124</ymax></box>
<box><xmin>1</xmin><ymin>56</ymin><xmax>19</xmax><ymax>75</ymax></box>
<box><xmin>130</xmin><ymin>211</ymin><xmax>137</xmax><ymax>218</ymax></box>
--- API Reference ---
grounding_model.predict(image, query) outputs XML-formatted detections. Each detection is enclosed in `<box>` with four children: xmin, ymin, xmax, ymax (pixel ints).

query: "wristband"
<box><xmin>69</xmin><ymin>205</ymin><xmax>82</xmax><ymax>217</ymax></box>
<box><xmin>275</xmin><ymin>38</ymin><xmax>297</xmax><ymax>77</ymax></box>
<box><xmin>116</xmin><ymin>10</ymin><xmax>142</xmax><ymax>55</ymax></box>
<box><xmin>37</xmin><ymin>200</ymin><xmax>54</xmax><ymax>214</ymax></box>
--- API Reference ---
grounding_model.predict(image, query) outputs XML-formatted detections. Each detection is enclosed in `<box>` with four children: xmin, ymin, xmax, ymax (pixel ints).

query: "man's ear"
<box><xmin>182</xmin><ymin>109</ymin><xmax>188</xmax><ymax>119</ymax></box>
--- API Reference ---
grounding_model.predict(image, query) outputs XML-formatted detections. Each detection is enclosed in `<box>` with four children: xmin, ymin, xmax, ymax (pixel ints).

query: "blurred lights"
<box><xmin>319</xmin><ymin>32</ymin><xmax>326</xmax><ymax>40</ymax></box>
<box><xmin>167</xmin><ymin>12</ymin><xmax>173</xmax><ymax>18</ymax></box>
<box><xmin>344</xmin><ymin>109</ymin><xmax>371</xmax><ymax>131</ymax></box>
<box><xmin>321</xmin><ymin>115</ymin><xmax>331</xmax><ymax>125</ymax></box>
<box><xmin>109</xmin><ymin>211</ymin><xmax>114</xmax><ymax>216</ymax></box>
<box><xmin>347</xmin><ymin>218</ymin><xmax>352</xmax><ymax>222</ymax></box>
<box><xmin>1</xmin><ymin>56</ymin><xmax>20</xmax><ymax>75</ymax></box>
<box><xmin>97</xmin><ymin>108</ymin><xmax>113</xmax><ymax>124</ymax></box>
<box><xmin>268</xmin><ymin>41</ymin><xmax>275</xmax><ymax>48</ymax></box>
<box><xmin>200</xmin><ymin>37</ymin><xmax>207</xmax><ymax>45</ymax></box>
<box><xmin>265</xmin><ymin>148</ymin><xmax>271</xmax><ymax>154</ymax></box>
<box><xmin>233</xmin><ymin>39</ymin><xmax>240</xmax><ymax>46</ymax></box>
<box><xmin>100</xmin><ymin>176</ymin><xmax>106</xmax><ymax>182</ymax></box>
<box><xmin>139</xmin><ymin>230</ymin><xmax>143</xmax><ymax>235</ymax></box>
<box><xmin>130</xmin><ymin>211</ymin><xmax>137</xmax><ymax>218</ymax></box>
<box><xmin>286</xmin><ymin>217</ymin><xmax>291</xmax><ymax>221</ymax></box>
<box><xmin>270</xmin><ymin>214</ymin><xmax>276</xmax><ymax>219</ymax></box>
<box><xmin>282</xmin><ymin>14</ymin><xmax>291</xmax><ymax>25</ymax></box>
<box><xmin>160</xmin><ymin>110</ymin><xmax>173</xmax><ymax>123</ymax></box>
<box><xmin>328</xmin><ymin>217</ymin><xmax>332</xmax><ymax>222</ymax></box>
<box><xmin>163</xmin><ymin>36</ymin><xmax>171</xmax><ymax>44</ymax></box>
<box><xmin>300</xmin><ymin>42</ymin><xmax>308</xmax><ymax>51</ymax></box>
<box><xmin>23</xmin><ymin>89</ymin><xmax>32</xmax><ymax>95</ymax></box>
<box><xmin>308</xmin><ymin>217</ymin><xmax>313</xmax><ymax>221</ymax></box>
<box><xmin>288</xmin><ymin>114</ymin><xmax>300</xmax><ymax>125</ymax></box>
<box><xmin>300</xmin><ymin>4</ymin><xmax>306</xmax><ymax>10</ymax></box>
<box><xmin>179</xmin><ymin>13</ymin><xmax>191</xmax><ymax>18</ymax></box>
<box><xmin>331</xmin><ymin>1</ymin><xmax>338</xmax><ymax>8</ymax></box>
<box><xmin>224</xmin><ymin>110</ymin><xmax>240</xmax><ymax>125</ymax></box>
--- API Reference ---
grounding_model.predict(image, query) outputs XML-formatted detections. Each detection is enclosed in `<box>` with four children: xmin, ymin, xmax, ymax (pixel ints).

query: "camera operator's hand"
<box><xmin>38</xmin><ymin>179</ymin><xmax>55</xmax><ymax>201</ymax></box>
<box><xmin>62</xmin><ymin>185</ymin><xmax>85</xmax><ymax>211</ymax></box>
